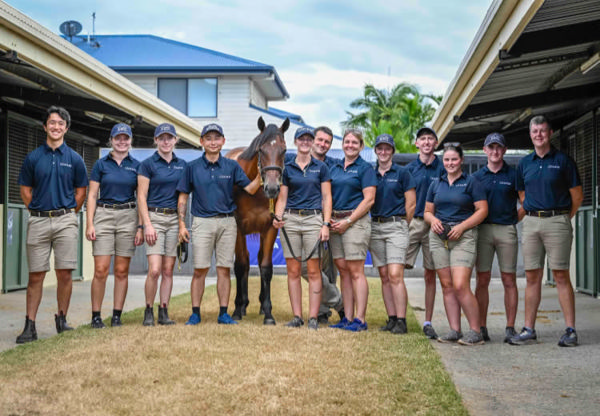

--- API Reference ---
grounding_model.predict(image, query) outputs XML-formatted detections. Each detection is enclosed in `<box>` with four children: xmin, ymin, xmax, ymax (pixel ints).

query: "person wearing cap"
<box><xmin>177</xmin><ymin>124</ymin><xmax>260</xmax><ymax>326</ymax></box>
<box><xmin>328</xmin><ymin>129</ymin><xmax>376</xmax><ymax>332</ymax></box>
<box><xmin>285</xmin><ymin>126</ymin><xmax>344</xmax><ymax>325</ymax></box>
<box><xmin>16</xmin><ymin>106</ymin><xmax>89</xmax><ymax>344</ymax></box>
<box><xmin>424</xmin><ymin>143</ymin><xmax>488</xmax><ymax>346</ymax></box>
<box><xmin>272</xmin><ymin>127</ymin><xmax>332</xmax><ymax>330</ymax></box>
<box><xmin>510</xmin><ymin>115</ymin><xmax>583</xmax><ymax>347</ymax></box>
<box><xmin>369</xmin><ymin>134</ymin><xmax>416</xmax><ymax>334</ymax></box>
<box><xmin>138</xmin><ymin>123</ymin><xmax>187</xmax><ymax>326</ymax></box>
<box><xmin>86</xmin><ymin>123</ymin><xmax>144</xmax><ymax>329</ymax></box>
<box><xmin>472</xmin><ymin>132</ymin><xmax>523</xmax><ymax>343</ymax></box>
<box><xmin>404</xmin><ymin>127</ymin><xmax>445</xmax><ymax>339</ymax></box>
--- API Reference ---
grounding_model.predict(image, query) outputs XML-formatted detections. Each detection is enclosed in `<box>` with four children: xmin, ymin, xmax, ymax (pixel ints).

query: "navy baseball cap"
<box><xmin>201</xmin><ymin>123</ymin><xmax>224</xmax><ymax>137</ymax></box>
<box><xmin>110</xmin><ymin>123</ymin><xmax>132</xmax><ymax>138</ymax></box>
<box><xmin>484</xmin><ymin>132</ymin><xmax>506</xmax><ymax>147</ymax></box>
<box><xmin>374</xmin><ymin>134</ymin><xmax>395</xmax><ymax>152</ymax></box>
<box><xmin>154</xmin><ymin>123</ymin><xmax>177</xmax><ymax>138</ymax></box>
<box><xmin>294</xmin><ymin>127</ymin><xmax>314</xmax><ymax>140</ymax></box>
<box><xmin>416</xmin><ymin>127</ymin><xmax>438</xmax><ymax>140</ymax></box>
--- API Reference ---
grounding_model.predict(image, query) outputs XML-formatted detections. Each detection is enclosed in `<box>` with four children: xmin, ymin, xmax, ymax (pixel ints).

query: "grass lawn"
<box><xmin>0</xmin><ymin>276</ymin><xmax>467</xmax><ymax>415</ymax></box>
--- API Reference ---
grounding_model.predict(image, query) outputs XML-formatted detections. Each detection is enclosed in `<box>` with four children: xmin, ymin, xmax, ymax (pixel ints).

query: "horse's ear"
<box><xmin>281</xmin><ymin>118</ymin><xmax>290</xmax><ymax>133</ymax></box>
<box><xmin>257</xmin><ymin>116</ymin><xmax>266</xmax><ymax>132</ymax></box>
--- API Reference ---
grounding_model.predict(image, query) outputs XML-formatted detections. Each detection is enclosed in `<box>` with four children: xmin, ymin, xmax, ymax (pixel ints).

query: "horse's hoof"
<box><xmin>232</xmin><ymin>313</ymin><xmax>242</xmax><ymax>321</ymax></box>
<box><xmin>263</xmin><ymin>318</ymin><xmax>276</xmax><ymax>326</ymax></box>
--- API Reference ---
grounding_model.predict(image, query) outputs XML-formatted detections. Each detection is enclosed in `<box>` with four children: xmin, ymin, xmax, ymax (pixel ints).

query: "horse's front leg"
<box><xmin>233</xmin><ymin>229</ymin><xmax>250</xmax><ymax>320</ymax></box>
<box><xmin>258</xmin><ymin>227</ymin><xmax>278</xmax><ymax>325</ymax></box>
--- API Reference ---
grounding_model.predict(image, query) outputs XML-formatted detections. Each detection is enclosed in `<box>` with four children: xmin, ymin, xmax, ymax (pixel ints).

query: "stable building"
<box><xmin>0</xmin><ymin>2</ymin><xmax>205</xmax><ymax>292</ymax></box>
<box><xmin>431</xmin><ymin>0</ymin><xmax>600</xmax><ymax>297</ymax></box>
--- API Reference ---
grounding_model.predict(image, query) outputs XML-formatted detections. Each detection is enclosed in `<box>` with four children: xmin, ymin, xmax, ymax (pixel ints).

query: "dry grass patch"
<box><xmin>0</xmin><ymin>277</ymin><xmax>466</xmax><ymax>415</ymax></box>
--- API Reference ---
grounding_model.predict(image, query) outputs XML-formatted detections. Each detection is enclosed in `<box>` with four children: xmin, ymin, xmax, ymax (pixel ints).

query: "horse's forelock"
<box><xmin>239</xmin><ymin>124</ymin><xmax>284</xmax><ymax>160</ymax></box>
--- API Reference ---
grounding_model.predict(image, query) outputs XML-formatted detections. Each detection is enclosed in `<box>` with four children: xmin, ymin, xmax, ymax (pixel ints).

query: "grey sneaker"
<box><xmin>379</xmin><ymin>319</ymin><xmax>396</xmax><ymax>332</ymax></box>
<box><xmin>558</xmin><ymin>328</ymin><xmax>578</xmax><ymax>347</ymax></box>
<box><xmin>458</xmin><ymin>330</ymin><xmax>485</xmax><ymax>346</ymax></box>
<box><xmin>438</xmin><ymin>329</ymin><xmax>463</xmax><ymax>343</ymax></box>
<box><xmin>503</xmin><ymin>326</ymin><xmax>517</xmax><ymax>343</ymax></box>
<box><xmin>480</xmin><ymin>326</ymin><xmax>491</xmax><ymax>342</ymax></box>
<box><xmin>307</xmin><ymin>318</ymin><xmax>318</xmax><ymax>330</ymax></box>
<box><xmin>423</xmin><ymin>324</ymin><xmax>439</xmax><ymax>339</ymax></box>
<box><xmin>390</xmin><ymin>320</ymin><xmax>407</xmax><ymax>334</ymax></box>
<box><xmin>285</xmin><ymin>316</ymin><xmax>304</xmax><ymax>328</ymax></box>
<box><xmin>508</xmin><ymin>327</ymin><xmax>537</xmax><ymax>345</ymax></box>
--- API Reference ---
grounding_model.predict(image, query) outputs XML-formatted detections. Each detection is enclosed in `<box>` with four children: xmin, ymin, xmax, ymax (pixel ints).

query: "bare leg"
<box><xmin>475</xmin><ymin>270</ymin><xmax>491</xmax><ymax>327</ymax></box>
<box><xmin>523</xmin><ymin>268</ymin><xmax>543</xmax><ymax>329</ymax></box>
<box><xmin>285</xmin><ymin>258</ymin><xmax>303</xmax><ymax>317</ymax></box>
<box><xmin>335</xmin><ymin>258</ymin><xmax>354</xmax><ymax>320</ymax></box>
<box><xmin>145</xmin><ymin>255</ymin><xmax>163</xmax><ymax>306</ymax></box>
<box><xmin>378</xmin><ymin>265</ymin><xmax>396</xmax><ymax>317</ymax></box>
<box><xmin>347</xmin><ymin>259</ymin><xmax>368</xmax><ymax>322</ymax></box>
<box><xmin>451</xmin><ymin>266</ymin><xmax>480</xmax><ymax>331</ymax></box>
<box><xmin>437</xmin><ymin>267</ymin><xmax>461</xmax><ymax>331</ymax></box>
<box><xmin>191</xmin><ymin>268</ymin><xmax>209</xmax><ymax>307</ymax></box>
<box><xmin>424</xmin><ymin>268</ymin><xmax>436</xmax><ymax>322</ymax></box>
<box><xmin>55</xmin><ymin>269</ymin><xmax>73</xmax><ymax>315</ymax></box>
<box><xmin>159</xmin><ymin>256</ymin><xmax>176</xmax><ymax>306</ymax></box>
<box><xmin>25</xmin><ymin>271</ymin><xmax>47</xmax><ymax>320</ymax></box>
<box><xmin>216</xmin><ymin>266</ymin><xmax>232</xmax><ymax>308</ymax></box>
<box><xmin>91</xmin><ymin>256</ymin><xmax>112</xmax><ymax>312</ymax></box>
<box><xmin>500</xmin><ymin>271</ymin><xmax>518</xmax><ymax>328</ymax></box>
<box><xmin>306</xmin><ymin>258</ymin><xmax>322</xmax><ymax>319</ymax></box>
<box><xmin>552</xmin><ymin>269</ymin><xmax>575</xmax><ymax>328</ymax></box>
<box><xmin>388</xmin><ymin>263</ymin><xmax>407</xmax><ymax>318</ymax></box>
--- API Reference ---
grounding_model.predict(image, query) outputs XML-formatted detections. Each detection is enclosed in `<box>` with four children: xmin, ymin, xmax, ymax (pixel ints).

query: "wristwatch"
<box><xmin>323</xmin><ymin>222</ymin><xmax>331</xmax><ymax>227</ymax></box>
<box><xmin>137</xmin><ymin>225</ymin><xmax>144</xmax><ymax>230</ymax></box>
<box><xmin>346</xmin><ymin>218</ymin><xmax>352</xmax><ymax>225</ymax></box>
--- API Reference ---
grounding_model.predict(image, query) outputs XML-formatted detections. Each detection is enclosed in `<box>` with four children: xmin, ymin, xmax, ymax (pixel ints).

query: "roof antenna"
<box><xmin>92</xmin><ymin>12</ymin><xmax>96</xmax><ymax>40</ymax></box>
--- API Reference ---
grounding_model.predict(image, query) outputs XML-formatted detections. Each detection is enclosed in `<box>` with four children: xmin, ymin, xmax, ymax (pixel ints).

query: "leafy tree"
<box><xmin>342</xmin><ymin>83</ymin><xmax>442</xmax><ymax>152</ymax></box>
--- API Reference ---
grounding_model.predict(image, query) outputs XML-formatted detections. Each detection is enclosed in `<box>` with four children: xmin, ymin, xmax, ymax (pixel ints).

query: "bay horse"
<box><xmin>225</xmin><ymin>116</ymin><xmax>289</xmax><ymax>325</ymax></box>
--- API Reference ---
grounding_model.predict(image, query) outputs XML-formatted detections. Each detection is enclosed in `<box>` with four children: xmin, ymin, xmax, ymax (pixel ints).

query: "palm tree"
<box><xmin>343</xmin><ymin>83</ymin><xmax>441</xmax><ymax>151</ymax></box>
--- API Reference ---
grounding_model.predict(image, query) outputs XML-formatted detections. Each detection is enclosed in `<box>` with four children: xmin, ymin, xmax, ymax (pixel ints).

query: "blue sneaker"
<box><xmin>508</xmin><ymin>327</ymin><xmax>537</xmax><ymax>345</ymax></box>
<box><xmin>329</xmin><ymin>317</ymin><xmax>350</xmax><ymax>329</ymax></box>
<box><xmin>558</xmin><ymin>327</ymin><xmax>578</xmax><ymax>347</ymax></box>
<box><xmin>185</xmin><ymin>313</ymin><xmax>201</xmax><ymax>325</ymax></box>
<box><xmin>343</xmin><ymin>318</ymin><xmax>368</xmax><ymax>332</ymax></box>
<box><xmin>217</xmin><ymin>313</ymin><xmax>238</xmax><ymax>325</ymax></box>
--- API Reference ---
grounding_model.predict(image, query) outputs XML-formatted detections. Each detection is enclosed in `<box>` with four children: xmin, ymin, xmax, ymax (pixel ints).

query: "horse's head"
<box><xmin>256</xmin><ymin>116</ymin><xmax>289</xmax><ymax>199</ymax></box>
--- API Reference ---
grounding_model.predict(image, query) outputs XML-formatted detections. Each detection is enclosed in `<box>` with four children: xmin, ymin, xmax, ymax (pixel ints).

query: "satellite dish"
<box><xmin>59</xmin><ymin>21</ymin><xmax>82</xmax><ymax>40</ymax></box>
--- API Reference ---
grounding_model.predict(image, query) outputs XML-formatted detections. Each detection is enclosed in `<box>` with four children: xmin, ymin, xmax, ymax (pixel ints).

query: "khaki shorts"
<box><xmin>521</xmin><ymin>214</ymin><xmax>572</xmax><ymax>270</ymax></box>
<box><xmin>369</xmin><ymin>219</ymin><xmax>409</xmax><ymax>267</ymax></box>
<box><xmin>330</xmin><ymin>214</ymin><xmax>371</xmax><ymax>261</ymax></box>
<box><xmin>92</xmin><ymin>207</ymin><xmax>138</xmax><ymax>257</ymax></box>
<box><xmin>476</xmin><ymin>224</ymin><xmax>518</xmax><ymax>273</ymax></box>
<box><xmin>26</xmin><ymin>212</ymin><xmax>79</xmax><ymax>272</ymax></box>
<box><xmin>429</xmin><ymin>227</ymin><xmax>478</xmax><ymax>269</ymax></box>
<box><xmin>281</xmin><ymin>213</ymin><xmax>322</xmax><ymax>260</ymax></box>
<box><xmin>146</xmin><ymin>211</ymin><xmax>178</xmax><ymax>257</ymax></box>
<box><xmin>405</xmin><ymin>218</ymin><xmax>435</xmax><ymax>270</ymax></box>
<box><xmin>192</xmin><ymin>216</ymin><xmax>237</xmax><ymax>269</ymax></box>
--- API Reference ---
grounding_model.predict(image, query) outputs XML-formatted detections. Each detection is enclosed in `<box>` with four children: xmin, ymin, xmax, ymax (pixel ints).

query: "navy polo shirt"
<box><xmin>282</xmin><ymin>157</ymin><xmax>330</xmax><ymax>210</ymax></box>
<box><xmin>330</xmin><ymin>156</ymin><xmax>377</xmax><ymax>211</ymax></box>
<box><xmin>516</xmin><ymin>148</ymin><xmax>581</xmax><ymax>211</ymax></box>
<box><xmin>90</xmin><ymin>153</ymin><xmax>140</xmax><ymax>204</ymax></box>
<box><xmin>285</xmin><ymin>152</ymin><xmax>340</xmax><ymax>169</ymax></box>
<box><xmin>406</xmin><ymin>156</ymin><xmax>445</xmax><ymax>217</ymax></box>
<box><xmin>426</xmin><ymin>172</ymin><xmax>486</xmax><ymax>223</ymax></box>
<box><xmin>18</xmin><ymin>142</ymin><xmax>88</xmax><ymax>211</ymax></box>
<box><xmin>472</xmin><ymin>162</ymin><xmax>518</xmax><ymax>225</ymax></box>
<box><xmin>177</xmin><ymin>154</ymin><xmax>250</xmax><ymax>217</ymax></box>
<box><xmin>371</xmin><ymin>164</ymin><xmax>416</xmax><ymax>217</ymax></box>
<box><xmin>138</xmin><ymin>151</ymin><xmax>186</xmax><ymax>209</ymax></box>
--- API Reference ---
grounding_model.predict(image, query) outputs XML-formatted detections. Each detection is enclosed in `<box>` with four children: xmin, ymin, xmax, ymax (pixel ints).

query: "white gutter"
<box><xmin>431</xmin><ymin>0</ymin><xmax>544</xmax><ymax>142</ymax></box>
<box><xmin>0</xmin><ymin>1</ymin><xmax>203</xmax><ymax>144</ymax></box>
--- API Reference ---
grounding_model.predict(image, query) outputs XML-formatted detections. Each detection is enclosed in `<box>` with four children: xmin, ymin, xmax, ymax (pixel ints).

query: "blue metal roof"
<box><xmin>69</xmin><ymin>35</ymin><xmax>288</xmax><ymax>97</ymax></box>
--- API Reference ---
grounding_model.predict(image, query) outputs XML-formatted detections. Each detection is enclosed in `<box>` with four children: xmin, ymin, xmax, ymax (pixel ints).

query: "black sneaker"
<box><xmin>390</xmin><ymin>320</ymin><xmax>407</xmax><ymax>334</ymax></box>
<box><xmin>55</xmin><ymin>313</ymin><xmax>73</xmax><ymax>334</ymax></box>
<box><xmin>423</xmin><ymin>324</ymin><xmax>438</xmax><ymax>339</ymax></box>
<box><xmin>91</xmin><ymin>315</ymin><xmax>106</xmax><ymax>329</ymax></box>
<box><xmin>558</xmin><ymin>328</ymin><xmax>578</xmax><ymax>347</ymax></box>
<box><xmin>307</xmin><ymin>318</ymin><xmax>318</xmax><ymax>330</ymax></box>
<box><xmin>379</xmin><ymin>319</ymin><xmax>396</xmax><ymax>332</ymax></box>
<box><xmin>285</xmin><ymin>316</ymin><xmax>304</xmax><ymax>328</ymax></box>
<box><xmin>480</xmin><ymin>326</ymin><xmax>491</xmax><ymax>342</ymax></box>
<box><xmin>508</xmin><ymin>327</ymin><xmax>537</xmax><ymax>345</ymax></box>
<box><xmin>438</xmin><ymin>329</ymin><xmax>462</xmax><ymax>343</ymax></box>
<box><xmin>16</xmin><ymin>317</ymin><xmax>37</xmax><ymax>344</ymax></box>
<box><xmin>111</xmin><ymin>315</ymin><xmax>122</xmax><ymax>327</ymax></box>
<box><xmin>157</xmin><ymin>306</ymin><xmax>175</xmax><ymax>325</ymax></box>
<box><xmin>503</xmin><ymin>327</ymin><xmax>517</xmax><ymax>343</ymax></box>
<box><xmin>143</xmin><ymin>306</ymin><xmax>155</xmax><ymax>326</ymax></box>
<box><xmin>317</xmin><ymin>313</ymin><xmax>330</xmax><ymax>325</ymax></box>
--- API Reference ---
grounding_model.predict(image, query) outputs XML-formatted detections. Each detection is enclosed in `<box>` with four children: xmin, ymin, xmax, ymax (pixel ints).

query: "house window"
<box><xmin>157</xmin><ymin>78</ymin><xmax>217</xmax><ymax>117</ymax></box>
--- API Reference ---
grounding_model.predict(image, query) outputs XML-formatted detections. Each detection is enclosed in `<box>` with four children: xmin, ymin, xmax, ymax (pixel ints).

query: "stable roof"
<box><xmin>71</xmin><ymin>35</ymin><xmax>289</xmax><ymax>101</ymax></box>
<box><xmin>432</xmin><ymin>0</ymin><xmax>600</xmax><ymax>149</ymax></box>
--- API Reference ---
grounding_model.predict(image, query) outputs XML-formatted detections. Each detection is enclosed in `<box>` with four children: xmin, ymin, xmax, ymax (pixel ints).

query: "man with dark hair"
<box><xmin>405</xmin><ymin>127</ymin><xmax>445</xmax><ymax>339</ymax></box>
<box><xmin>16</xmin><ymin>106</ymin><xmax>88</xmax><ymax>343</ymax></box>
<box><xmin>510</xmin><ymin>115</ymin><xmax>583</xmax><ymax>347</ymax></box>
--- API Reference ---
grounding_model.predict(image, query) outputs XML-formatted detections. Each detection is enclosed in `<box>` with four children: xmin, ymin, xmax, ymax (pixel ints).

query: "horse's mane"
<box><xmin>238</xmin><ymin>124</ymin><xmax>282</xmax><ymax>161</ymax></box>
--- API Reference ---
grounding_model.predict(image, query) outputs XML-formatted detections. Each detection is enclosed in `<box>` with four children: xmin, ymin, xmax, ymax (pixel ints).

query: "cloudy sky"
<box><xmin>11</xmin><ymin>0</ymin><xmax>493</xmax><ymax>135</ymax></box>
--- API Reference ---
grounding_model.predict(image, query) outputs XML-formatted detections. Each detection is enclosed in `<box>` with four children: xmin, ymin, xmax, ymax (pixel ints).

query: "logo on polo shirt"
<box><xmin>173</xmin><ymin>166</ymin><xmax>184</xmax><ymax>170</ymax></box>
<box><xmin>499</xmin><ymin>181</ymin><xmax>512</xmax><ymax>186</ymax></box>
<box><xmin>218</xmin><ymin>175</ymin><xmax>231</xmax><ymax>179</ymax></box>
<box><xmin>548</xmin><ymin>165</ymin><xmax>560</xmax><ymax>169</ymax></box>
<box><xmin>346</xmin><ymin>169</ymin><xmax>358</xmax><ymax>174</ymax></box>
<box><xmin>59</xmin><ymin>162</ymin><xmax>72</xmax><ymax>168</ymax></box>
<box><xmin>124</xmin><ymin>167</ymin><xmax>137</xmax><ymax>172</ymax></box>
<box><xmin>308</xmin><ymin>169</ymin><xmax>320</xmax><ymax>174</ymax></box>
<box><xmin>385</xmin><ymin>178</ymin><xmax>398</xmax><ymax>183</ymax></box>
<box><xmin>455</xmin><ymin>183</ymin><xmax>467</xmax><ymax>187</ymax></box>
